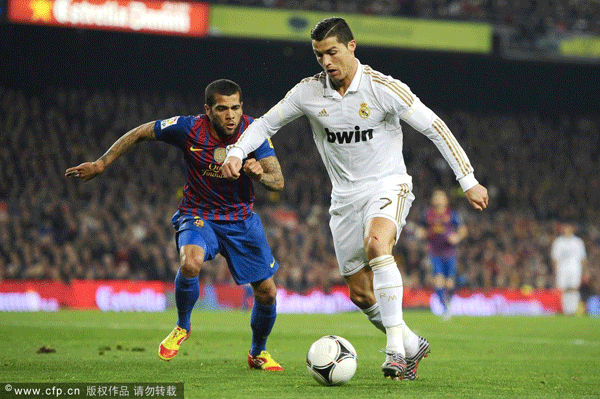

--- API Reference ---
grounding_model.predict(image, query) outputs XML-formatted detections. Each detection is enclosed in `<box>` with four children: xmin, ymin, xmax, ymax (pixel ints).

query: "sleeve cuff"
<box><xmin>458</xmin><ymin>173</ymin><xmax>478</xmax><ymax>192</ymax></box>
<box><xmin>225</xmin><ymin>146</ymin><xmax>245</xmax><ymax>161</ymax></box>
<box><xmin>153</xmin><ymin>120</ymin><xmax>162</xmax><ymax>140</ymax></box>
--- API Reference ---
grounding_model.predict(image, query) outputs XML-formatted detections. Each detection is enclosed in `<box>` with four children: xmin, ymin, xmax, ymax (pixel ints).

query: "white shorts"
<box><xmin>556</xmin><ymin>267</ymin><xmax>582</xmax><ymax>290</ymax></box>
<box><xmin>329</xmin><ymin>181</ymin><xmax>415</xmax><ymax>277</ymax></box>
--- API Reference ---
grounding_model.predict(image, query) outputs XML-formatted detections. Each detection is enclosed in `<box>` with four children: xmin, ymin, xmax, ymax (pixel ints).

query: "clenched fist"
<box><xmin>220</xmin><ymin>156</ymin><xmax>242</xmax><ymax>180</ymax></box>
<box><xmin>242</xmin><ymin>158</ymin><xmax>264</xmax><ymax>182</ymax></box>
<box><xmin>465</xmin><ymin>184</ymin><xmax>489</xmax><ymax>211</ymax></box>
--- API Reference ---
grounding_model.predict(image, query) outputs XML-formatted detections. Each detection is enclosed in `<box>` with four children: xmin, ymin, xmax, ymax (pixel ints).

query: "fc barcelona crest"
<box><xmin>194</xmin><ymin>217</ymin><xmax>204</xmax><ymax>228</ymax></box>
<box><xmin>214</xmin><ymin>147</ymin><xmax>227</xmax><ymax>163</ymax></box>
<box><xmin>359</xmin><ymin>103</ymin><xmax>370</xmax><ymax>119</ymax></box>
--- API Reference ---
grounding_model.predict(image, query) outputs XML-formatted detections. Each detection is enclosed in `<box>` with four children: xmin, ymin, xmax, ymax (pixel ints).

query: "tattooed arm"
<box><xmin>257</xmin><ymin>156</ymin><xmax>285</xmax><ymax>191</ymax></box>
<box><xmin>243</xmin><ymin>156</ymin><xmax>284</xmax><ymax>191</ymax></box>
<box><xmin>65</xmin><ymin>121</ymin><xmax>156</xmax><ymax>181</ymax></box>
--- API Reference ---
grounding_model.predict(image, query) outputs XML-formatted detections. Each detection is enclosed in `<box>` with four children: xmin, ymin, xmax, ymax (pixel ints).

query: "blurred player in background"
<box><xmin>551</xmin><ymin>222</ymin><xmax>587</xmax><ymax>315</ymax></box>
<box><xmin>221</xmin><ymin>17</ymin><xmax>489</xmax><ymax>380</ymax></box>
<box><xmin>416</xmin><ymin>189</ymin><xmax>467</xmax><ymax>319</ymax></box>
<box><xmin>66</xmin><ymin>79</ymin><xmax>285</xmax><ymax>371</ymax></box>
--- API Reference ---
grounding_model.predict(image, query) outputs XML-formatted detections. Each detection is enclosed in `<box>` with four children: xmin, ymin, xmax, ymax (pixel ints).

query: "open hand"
<box><xmin>65</xmin><ymin>161</ymin><xmax>104</xmax><ymax>182</ymax></box>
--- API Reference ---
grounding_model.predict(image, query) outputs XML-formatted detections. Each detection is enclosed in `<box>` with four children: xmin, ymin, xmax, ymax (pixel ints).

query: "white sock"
<box><xmin>401</xmin><ymin>322</ymin><xmax>420</xmax><ymax>358</ymax></box>
<box><xmin>370</xmin><ymin>255</ymin><xmax>404</xmax><ymax>356</ymax></box>
<box><xmin>572</xmin><ymin>291</ymin><xmax>581</xmax><ymax>314</ymax></box>
<box><xmin>386</xmin><ymin>325</ymin><xmax>403</xmax><ymax>354</ymax></box>
<box><xmin>361</xmin><ymin>303</ymin><xmax>385</xmax><ymax>333</ymax></box>
<box><xmin>561</xmin><ymin>292</ymin><xmax>568</xmax><ymax>314</ymax></box>
<box><xmin>362</xmin><ymin>303</ymin><xmax>419</xmax><ymax>357</ymax></box>
<box><xmin>563</xmin><ymin>291</ymin><xmax>580</xmax><ymax>315</ymax></box>
<box><xmin>562</xmin><ymin>292</ymin><xmax>572</xmax><ymax>315</ymax></box>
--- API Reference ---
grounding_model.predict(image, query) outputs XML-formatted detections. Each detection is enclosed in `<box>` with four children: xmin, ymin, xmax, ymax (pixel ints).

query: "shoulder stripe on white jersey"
<box><xmin>364</xmin><ymin>67</ymin><xmax>414</xmax><ymax>107</ymax></box>
<box><xmin>371</xmin><ymin>77</ymin><xmax>414</xmax><ymax>107</ymax></box>
<box><xmin>300</xmin><ymin>72</ymin><xmax>326</xmax><ymax>85</ymax></box>
<box><xmin>368</xmin><ymin>73</ymin><xmax>414</xmax><ymax>106</ymax></box>
<box><xmin>432</xmin><ymin>119</ymin><xmax>473</xmax><ymax>176</ymax></box>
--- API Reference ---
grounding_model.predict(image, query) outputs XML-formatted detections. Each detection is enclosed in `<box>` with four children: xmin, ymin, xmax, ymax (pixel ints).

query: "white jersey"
<box><xmin>551</xmin><ymin>235</ymin><xmax>586</xmax><ymax>271</ymax></box>
<box><xmin>228</xmin><ymin>60</ymin><xmax>478</xmax><ymax>200</ymax></box>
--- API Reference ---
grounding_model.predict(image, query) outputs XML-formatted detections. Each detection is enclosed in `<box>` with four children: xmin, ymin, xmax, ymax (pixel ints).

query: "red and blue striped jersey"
<box><xmin>422</xmin><ymin>207</ymin><xmax>462</xmax><ymax>258</ymax></box>
<box><xmin>154</xmin><ymin>114</ymin><xmax>276</xmax><ymax>221</ymax></box>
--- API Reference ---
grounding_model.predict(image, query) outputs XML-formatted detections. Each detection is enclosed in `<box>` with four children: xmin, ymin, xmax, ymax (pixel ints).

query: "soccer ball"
<box><xmin>306</xmin><ymin>335</ymin><xmax>357</xmax><ymax>386</ymax></box>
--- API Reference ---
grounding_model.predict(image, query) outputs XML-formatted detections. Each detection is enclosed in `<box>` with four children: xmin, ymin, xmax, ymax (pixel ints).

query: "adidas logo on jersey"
<box><xmin>318</xmin><ymin>109</ymin><xmax>328</xmax><ymax>117</ymax></box>
<box><xmin>325</xmin><ymin>126</ymin><xmax>374</xmax><ymax>144</ymax></box>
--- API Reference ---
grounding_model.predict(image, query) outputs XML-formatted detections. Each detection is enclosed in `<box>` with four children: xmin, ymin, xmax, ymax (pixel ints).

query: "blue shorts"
<box><xmin>173</xmin><ymin>212</ymin><xmax>278</xmax><ymax>285</ymax></box>
<box><xmin>431</xmin><ymin>256</ymin><xmax>457</xmax><ymax>279</ymax></box>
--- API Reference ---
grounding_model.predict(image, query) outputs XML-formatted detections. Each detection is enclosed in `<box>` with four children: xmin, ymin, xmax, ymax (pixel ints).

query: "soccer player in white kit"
<box><xmin>551</xmin><ymin>222</ymin><xmax>587</xmax><ymax>315</ymax></box>
<box><xmin>222</xmin><ymin>17</ymin><xmax>489</xmax><ymax>380</ymax></box>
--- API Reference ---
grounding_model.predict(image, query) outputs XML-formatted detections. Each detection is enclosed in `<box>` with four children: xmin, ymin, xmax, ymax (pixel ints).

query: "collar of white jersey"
<box><xmin>324</xmin><ymin>59</ymin><xmax>363</xmax><ymax>97</ymax></box>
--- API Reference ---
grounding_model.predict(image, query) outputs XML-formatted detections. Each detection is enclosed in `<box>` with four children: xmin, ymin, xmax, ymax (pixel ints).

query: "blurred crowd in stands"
<box><xmin>205</xmin><ymin>0</ymin><xmax>600</xmax><ymax>43</ymax></box>
<box><xmin>0</xmin><ymin>86</ymin><xmax>599</xmax><ymax>298</ymax></box>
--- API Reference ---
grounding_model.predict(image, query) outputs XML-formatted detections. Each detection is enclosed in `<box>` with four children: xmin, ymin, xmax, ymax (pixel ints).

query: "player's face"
<box><xmin>205</xmin><ymin>93</ymin><xmax>243</xmax><ymax>138</ymax></box>
<box><xmin>431</xmin><ymin>190</ymin><xmax>448</xmax><ymax>209</ymax></box>
<box><xmin>562</xmin><ymin>224</ymin><xmax>576</xmax><ymax>236</ymax></box>
<box><xmin>312</xmin><ymin>36</ymin><xmax>357</xmax><ymax>86</ymax></box>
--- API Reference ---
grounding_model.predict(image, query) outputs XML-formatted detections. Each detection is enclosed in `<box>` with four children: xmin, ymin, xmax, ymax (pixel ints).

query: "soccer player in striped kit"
<box><xmin>66</xmin><ymin>79</ymin><xmax>285</xmax><ymax>371</ymax></box>
<box><xmin>222</xmin><ymin>18</ymin><xmax>489</xmax><ymax>380</ymax></box>
<box><xmin>417</xmin><ymin>189</ymin><xmax>468</xmax><ymax>319</ymax></box>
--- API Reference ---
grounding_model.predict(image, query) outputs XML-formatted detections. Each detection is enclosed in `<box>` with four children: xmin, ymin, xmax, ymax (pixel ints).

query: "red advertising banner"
<box><xmin>8</xmin><ymin>0</ymin><xmax>209</xmax><ymax>36</ymax></box>
<box><xmin>404</xmin><ymin>287</ymin><xmax>433</xmax><ymax>308</ymax></box>
<box><xmin>431</xmin><ymin>288</ymin><xmax>562</xmax><ymax>316</ymax></box>
<box><xmin>0</xmin><ymin>280</ymin><xmax>69</xmax><ymax>311</ymax></box>
<box><xmin>206</xmin><ymin>285</ymin><xmax>434</xmax><ymax>314</ymax></box>
<box><xmin>0</xmin><ymin>280</ymin><xmax>563</xmax><ymax>315</ymax></box>
<box><xmin>70</xmin><ymin>280</ymin><xmax>167</xmax><ymax>311</ymax></box>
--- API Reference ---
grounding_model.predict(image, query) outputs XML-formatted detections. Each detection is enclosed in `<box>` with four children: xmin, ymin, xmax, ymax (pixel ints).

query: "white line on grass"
<box><xmin>4</xmin><ymin>319</ymin><xmax>600</xmax><ymax>347</ymax></box>
<box><xmin>426</xmin><ymin>332</ymin><xmax>600</xmax><ymax>347</ymax></box>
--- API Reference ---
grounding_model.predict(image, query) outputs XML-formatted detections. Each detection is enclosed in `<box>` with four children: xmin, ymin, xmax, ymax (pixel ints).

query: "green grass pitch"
<box><xmin>1</xmin><ymin>310</ymin><xmax>599</xmax><ymax>398</ymax></box>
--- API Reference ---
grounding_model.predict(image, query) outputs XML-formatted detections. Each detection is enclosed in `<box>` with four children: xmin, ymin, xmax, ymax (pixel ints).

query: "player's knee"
<box><xmin>180</xmin><ymin>255</ymin><xmax>202</xmax><ymax>278</ymax></box>
<box><xmin>253</xmin><ymin>280</ymin><xmax>277</xmax><ymax>305</ymax></box>
<box><xmin>254</xmin><ymin>290</ymin><xmax>276</xmax><ymax>306</ymax></box>
<box><xmin>434</xmin><ymin>275</ymin><xmax>445</xmax><ymax>288</ymax></box>
<box><xmin>364</xmin><ymin>235</ymin><xmax>393</xmax><ymax>260</ymax></box>
<box><xmin>179</xmin><ymin>245</ymin><xmax>204</xmax><ymax>277</ymax></box>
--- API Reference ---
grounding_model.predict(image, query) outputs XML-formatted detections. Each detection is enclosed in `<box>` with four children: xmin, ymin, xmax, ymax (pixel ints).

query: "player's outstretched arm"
<box><xmin>223</xmin><ymin>83</ymin><xmax>305</xmax><ymax>179</ymax></box>
<box><xmin>65</xmin><ymin>121</ymin><xmax>156</xmax><ymax>181</ymax></box>
<box><xmin>243</xmin><ymin>156</ymin><xmax>284</xmax><ymax>191</ymax></box>
<box><xmin>465</xmin><ymin>184</ymin><xmax>489</xmax><ymax>211</ymax></box>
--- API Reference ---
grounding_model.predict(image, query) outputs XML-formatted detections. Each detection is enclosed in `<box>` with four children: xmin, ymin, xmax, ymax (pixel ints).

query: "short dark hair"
<box><xmin>205</xmin><ymin>79</ymin><xmax>242</xmax><ymax>107</ymax></box>
<box><xmin>310</xmin><ymin>17</ymin><xmax>354</xmax><ymax>45</ymax></box>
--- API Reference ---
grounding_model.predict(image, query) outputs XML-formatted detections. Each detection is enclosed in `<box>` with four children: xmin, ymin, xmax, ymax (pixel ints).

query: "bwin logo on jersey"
<box><xmin>325</xmin><ymin>126</ymin><xmax>374</xmax><ymax>144</ymax></box>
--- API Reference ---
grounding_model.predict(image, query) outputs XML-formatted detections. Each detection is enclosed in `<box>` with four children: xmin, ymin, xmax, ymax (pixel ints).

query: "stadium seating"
<box><xmin>0</xmin><ymin>87</ymin><xmax>598</xmax><ymax>299</ymax></box>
